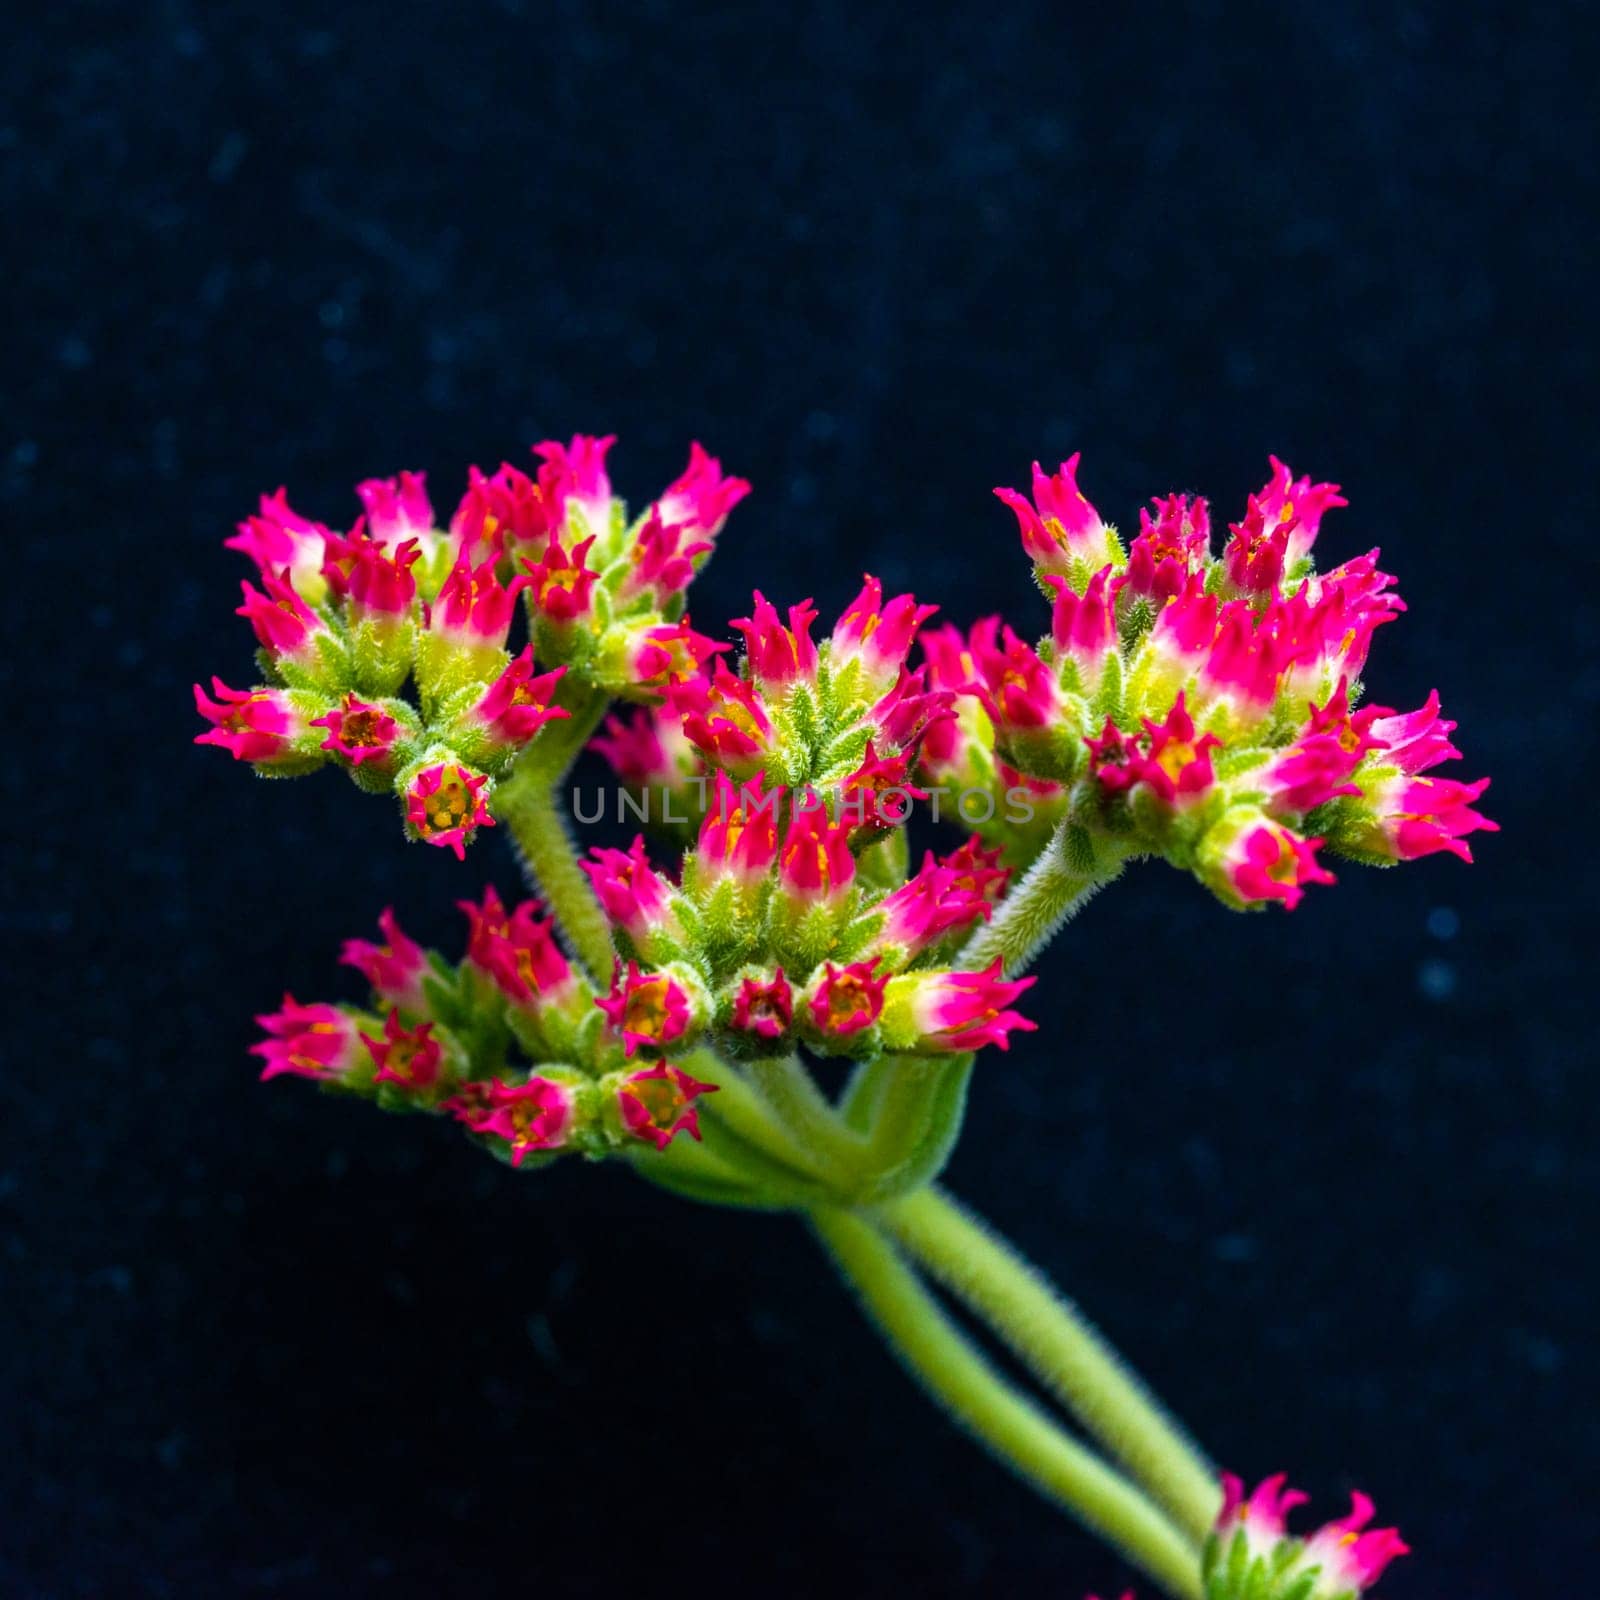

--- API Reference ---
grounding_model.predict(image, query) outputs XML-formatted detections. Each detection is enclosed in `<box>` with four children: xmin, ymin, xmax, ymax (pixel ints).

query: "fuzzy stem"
<box><xmin>961</xmin><ymin>821</ymin><xmax>1128</xmax><ymax>975</ymax></box>
<box><xmin>744</xmin><ymin>1055</ymin><xmax>871</xmax><ymax>1174</ymax></box>
<box><xmin>873</xmin><ymin>1187</ymin><xmax>1221</xmax><ymax>1542</ymax></box>
<box><xmin>849</xmin><ymin>1056</ymin><xmax>973</xmax><ymax>1201</ymax></box>
<box><xmin>494</xmin><ymin>780</ymin><xmax>617</xmax><ymax>984</ymax></box>
<box><xmin>813</xmin><ymin>1209</ymin><xmax>1203</xmax><ymax>1599</ymax></box>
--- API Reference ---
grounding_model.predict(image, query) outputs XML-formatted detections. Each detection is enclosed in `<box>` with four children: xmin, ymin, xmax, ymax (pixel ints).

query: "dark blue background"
<box><xmin>5</xmin><ymin>2</ymin><xmax>1594</xmax><ymax>1595</ymax></box>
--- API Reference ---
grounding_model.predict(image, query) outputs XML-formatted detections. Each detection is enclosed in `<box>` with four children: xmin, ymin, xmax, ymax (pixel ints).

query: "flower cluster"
<box><xmin>582</xmin><ymin>578</ymin><xmax>1038</xmax><ymax>1061</ymax></box>
<box><xmin>958</xmin><ymin>454</ymin><xmax>1497</xmax><ymax>908</ymax></box>
<box><xmin>1204</xmin><ymin>1473</ymin><xmax>1408</xmax><ymax>1599</ymax></box>
<box><xmin>253</xmin><ymin>891</ymin><xmax>717</xmax><ymax>1163</ymax></box>
<box><xmin>197</xmin><ymin>438</ymin><xmax>748</xmax><ymax>856</ymax></box>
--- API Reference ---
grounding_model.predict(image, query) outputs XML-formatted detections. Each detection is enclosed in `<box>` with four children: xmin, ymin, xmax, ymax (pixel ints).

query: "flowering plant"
<box><xmin>199</xmin><ymin>435</ymin><xmax>1492</xmax><ymax>1596</ymax></box>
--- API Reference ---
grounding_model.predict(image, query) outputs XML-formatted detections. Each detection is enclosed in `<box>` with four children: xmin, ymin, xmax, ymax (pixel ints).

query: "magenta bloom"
<box><xmin>900</xmin><ymin>961</ymin><xmax>1037</xmax><ymax>1052</ymax></box>
<box><xmin>808</xmin><ymin>959</ymin><xmax>889</xmax><ymax>1039</ymax></box>
<box><xmin>669</xmin><ymin>662</ymin><xmax>774</xmax><ymax>772</ymax></box>
<box><xmin>620</xmin><ymin>617</ymin><xmax>728</xmax><ymax>693</ymax></box>
<box><xmin>459</xmin><ymin>887</ymin><xmax>575</xmax><ymax>1009</ymax></box>
<box><xmin>969</xmin><ymin>617</ymin><xmax>1062</xmax><ymax>733</ymax></box>
<box><xmin>778</xmin><ymin>801</ymin><xmax>857</xmax><ymax>902</ymax></box>
<box><xmin>1126</xmin><ymin>493</ymin><xmax>1210</xmax><ymax>600</ymax></box>
<box><xmin>225</xmin><ymin>487</ymin><xmax>333</xmax><ymax>595</ymax></box>
<box><xmin>1257</xmin><ymin>685</ymin><xmax>1381</xmax><ymax>814</ymax></box>
<box><xmin>236</xmin><ymin>570</ymin><xmax>331</xmax><ymax>671</ymax></box>
<box><xmin>1252</xmin><ymin>455</ymin><xmax>1347</xmax><ymax>567</ymax></box>
<box><xmin>615</xmin><ymin>1061</ymin><xmax>717</xmax><ymax>1151</ymax></box>
<box><xmin>1202</xmin><ymin>812</ymin><xmax>1335</xmax><ymax>911</ymax></box>
<box><xmin>584</xmin><ymin>837</ymin><xmax>677</xmax><ymax>943</ymax></box>
<box><xmin>251</xmin><ymin>996</ymin><xmax>364</xmax><ymax>1083</ymax></box>
<box><xmin>311</xmin><ymin>693</ymin><xmax>403</xmax><ymax>769</ymax></box>
<box><xmin>404</xmin><ymin>762</ymin><xmax>495</xmax><ymax>860</ymax></box>
<box><xmin>362</xmin><ymin>1008</ymin><xmax>444</xmax><ymax>1091</ymax></box>
<box><xmin>1086</xmin><ymin>694</ymin><xmax>1220</xmax><ymax>806</ymax></box>
<box><xmin>430</xmin><ymin>553</ymin><xmax>528</xmax><ymax>650</ymax></box>
<box><xmin>340</xmin><ymin>907</ymin><xmax>430</xmax><ymax>1013</ymax></box>
<box><xmin>994</xmin><ymin>454</ymin><xmax>1114</xmax><ymax>575</ymax></box>
<box><xmin>873</xmin><ymin>855</ymin><xmax>991</xmax><ymax>956</ymax></box>
<box><xmin>697</xmin><ymin>773</ymin><xmax>781</xmax><ymax>882</ymax></box>
<box><xmin>193</xmin><ymin>677</ymin><xmax>308</xmax><ymax>767</ymax></box>
<box><xmin>468</xmin><ymin>650</ymin><xmax>568</xmax><ymax>754</ymax></box>
<box><xmin>732</xmin><ymin>591</ymin><xmax>820</xmax><ymax>685</ymax></box>
<box><xmin>1047</xmin><ymin>567</ymin><xmax>1119</xmax><ymax>690</ymax></box>
<box><xmin>532</xmin><ymin>433</ymin><xmax>616</xmax><ymax>539</ymax></box>
<box><xmin>452</xmin><ymin>1076</ymin><xmax>577</xmax><ymax>1166</ymax></box>
<box><xmin>838</xmin><ymin>738</ymin><xmax>927</xmax><ymax>831</ymax></box>
<box><xmin>590</xmin><ymin>705</ymin><xmax>701</xmax><ymax>792</ymax></box>
<box><xmin>650</xmin><ymin>440</ymin><xmax>751</xmax><ymax>543</ymax></box>
<box><xmin>1214</xmin><ymin>1472</ymin><xmax>1408</xmax><ymax>1594</ymax></box>
<box><xmin>597</xmin><ymin>962</ymin><xmax>697</xmax><ymax>1057</ymax></box>
<box><xmin>449</xmin><ymin>461</ymin><xmax>555</xmax><ymax>562</ymax></box>
<box><xmin>1367</xmin><ymin>773</ymin><xmax>1497</xmax><ymax>863</ymax></box>
<box><xmin>339</xmin><ymin>534</ymin><xmax>421</xmax><ymax>623</ymax></box>
<box><xmin>355</xmin><ymin>471</ymin><xmax>435</xmax><ymax>553</ymax></box>
<box><xmin>523</xmin><ymin>533</ymin><xmax>600</xmax><ymax>626</ymax></box>
<box><xmin>730</xmin><ymin>969</ymin><xmax>794</xmax><ymax>1041</ymax></box>
<box><xmin>939</xmin><ymin>837</ymin><xmax>1012</xmax><ymax>904</ymax></box>
<box><xmin>831</xmin><ymin>576</ymin><xmax>938</xmax><ymax>688</ymax></box>
<box><xmin>616</xmin><ymin>508</ymin><xmax>712</xmax><ymax>606</ymax></box>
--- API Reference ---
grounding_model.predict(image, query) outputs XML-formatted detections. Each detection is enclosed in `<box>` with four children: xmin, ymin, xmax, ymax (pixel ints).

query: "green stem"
<box><xmin>873</xmin><ymin>1187</ymin><xmax>1220</xmax><ymax>1543</ymax></box>
<box><xmin>961</xmin><ymin>821</ymin><xmax>1127</xmax><ymax>975</ymax></box>
<box><xmin>495</xmin><ymin>781</ymin><xmax>617</xmax><ymax>984</ymax></box>
<box><xmin>744</xmin><ymin>1055</ymin><xmax>870</xmax><ymax>1175</ymax></box>
<box><xmin>813</xmin><ymin>1209</ymin><xmax>1203</xmax><ymax>1600</ymax></box>
<box><xmin>849</xmin><ymin>1055</ymin><xmax>973</xmax><ymax>1202</ymax></box>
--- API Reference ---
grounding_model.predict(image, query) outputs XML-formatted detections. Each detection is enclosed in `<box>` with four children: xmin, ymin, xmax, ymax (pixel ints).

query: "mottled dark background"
<box><xmin>4</xmin><ymin>2</ymin><xmax>1594</xmax><ymax>1595</ymax></box>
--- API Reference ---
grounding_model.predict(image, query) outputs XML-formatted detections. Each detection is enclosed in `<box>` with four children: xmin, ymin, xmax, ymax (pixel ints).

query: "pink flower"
<box><xmin>617</xmin><ymin>617</ymin><xmax>728</xmax><ymax>692</ymax></box>
<box><xmin>869</xmin><ymin>664</ymin><xmax>957</xmax><ymax>751</ymax></box>
<box><xmin>730</xmin><ymin>969</ymin><xmax>794</xmax><ymax>1041</ymax></box>
<box><xmin>831</xmin><ymin>576</ymin><xmax>938</xmax><ymax>687</ymax></box>
<box><xmin>894</xmin><ymin>960</ymin><xmax>1037</xmax><ymax>1052</ymax></box>
<box><xmin>429</xmin><ymin>553</ymin><xmax>529</xmax><ymax>650</ymax></box>
<box><xmin>1085</xmin><ymin>694</ymin><xmax>1220</xmax><ymax>806</ymax></box>
<box><xmin>668</xmin><ymin>663</ymin><xmax>774</xmax><ymax>773</ymax></box>
<box><xmin>872</xmin><ymin>855</ymin><xmax>992</xmax><ymax>955</ymax></box>
<box><xmin>615</xmin><ymin>1061</ymin><xmax>717</xmax><ymax>1150</ymax></box>
<box><xmin>193</xmin><ymin>677</ymin><xmax>310</xmax><ymax>767</ymax></box>
<box><xmin>597</xmin><ymin>962</ymin><xmax>697</xmax><ymax>1056</ymax></box>
<box><xmin>459</xmin><ymin>887</ymin><xmax>576</xmax><ymax>1008</ymax></box>
<box><xmin>583</xmin><ymin>837</ymin><xmax>677</xmax><ymax>943</ymax></box>
<box><xmin>362</xmin><ymin>1008</ymin><xmax>444</xmax><ymax>1091</ymax></box>
<box><xmin>969</xmin><ymin>617</ymin><xmax>1062</xmax><ymax>734</ymax></box>
<box><xmin>1366</xmin><ymin>690</ymin><xmax>1461</xmax><ymax>773</ymax></box>
<box><xmin>1365</xmin><ymin>773</ymin><xmax>1497</xmax><ymax>863</ymax></box>
<box><xmin>355</xmin><ymin>471</ymin><xmax>436</xmax><ymax>553</ymax></box>
<box><xmin>1047</xmin><ymin>566</ymin><xmax>1119</xmax><ymax>691</ymax></box>
<box><xmin>532</xmin><ymin>433</ymin><xmax>616</xmax><ymax>539</ymax></box>
<box><xmin>650</xmin><ymin>440</ymin><xmax>751</xmax><ymax>543</ymax></box>
<box><xmin>697</xmin><ymin>773</ymin><xmax>782</xmax><ymax>881</ymax></box>
<box><xmin>838</xmin><ymin>739</ymin><xmax>927</xmax><ymax>831</ymax></box>
<box><xmin>340</xmin><ymin>907</ymin><xmax>430</xmax><ymax>1013</ymax></box>
<box><xmin>311</xmin><ymin>692</ymin><xmax>403</xmax><ymax>769</ymax></box>
<box><xmin>449</xmin><ymin>462</ymin><xmax>556</xmax><ymax>562</ymax></box>
<box><xmin>994</xmin><ymin>454</ymin><xmax>1114</xmax><ymax>575</ymax></box>
<box><xmin>590</xmin><ymin>705</ymin><xmax>703</xmax><ymax>794</ymax></box>
<box><xmin>778</xmin><ymin>801</ymin><xmax>857</xmax><ymax>901</ymax></box>
<box><xmin>615</xmin><ymin>508</ymin><xmax>712</xmax><ymax>607</ymax></box>
<box><xmin>808</xmin><ymin>959</ymin><xmax>890</xmax><ymax>1039</ymax></box>
<box><xmin>918</xmin><ymin>624</ymin><xmax>989</xmax><ymax>785</ymax></box>
<box><xmin>404</xmin><ymin>762</ymin><xmax>495</xmax><ymax>860</ymax></box>
<box><xmin>1298</xmin><ymin>1491</ymin><xmax>1410</xmax><ymax>1592</ymax></box>
<box><xmin>251</xmin><ymin>996</ymin><xmax>365</xmax><ymax>1083</ymax></box>
<box><xmin>939</xmin><ymin>837</ymin><xmax>1012</xmax><ymax>904</ymax></box>
<box><xmin>1256</xmin><ymin>684</ymin><xmax>1381</xmax><ymax>814</ymax></box>
<box><xmin>467</xmin><ymin>649</ymin><xmax>568</xmax><ymax>754</ymax></box>
<box><xmin>1125</xmin><ymin>494</ymin><xmax>1210</xmax><ymax>600</ymax></box>
<box><xmin>732</xmin><ymin>591</ymin><xmax>820</xmax><ymax>685</ymax></box>
<box><xmin>523</xmin><ymin>534</ymin><xmax>600</xmax><ymax>625</ymax></box>
<box><xmin>452</xmin><ymin>1076</ymin><xmax>577</xmax><ymax>1165</ymax></box>
<box><xmin>1222</xmin><ymin>494</ymin><xmax>1294</xmax><ymax>594</ymax></box>
<box><xmin>1251</xmin><ymin>455</ymin><xmax>1346</xmax><ymax>568</ymax></box>
<box><xmin>236</xmin><ymin>570</ymin><xmax>332</xmax><ymax>670</ymax></box>
<box><xmin>225</xmin><ymin>487</ymin><xmax>333</xmax><ymax>595</ymax></box>
<box><xmin>1199</xmin><ymin>811</ymin><xmax>1335</xmax><ymax>911</ymax></box>
<box><xmin>1213</xmin><ymin>1473</ymin><xmax>1408</xmax><ymax>1595</ymax></box>
<box><xmin>1216</xmin><ymin>1472</ymin><xmax>1310</xmax><ymax>1561</ymax></box>
<box><xmin>338</xmin><ymin>533</ymin><xmax>421</xmax><ymax>623</ymax></box>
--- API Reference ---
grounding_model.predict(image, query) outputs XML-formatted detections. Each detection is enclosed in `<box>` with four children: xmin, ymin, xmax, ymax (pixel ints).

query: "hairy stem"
<box><xmin>873</xmin><ymin>1187</ymin><xmax>1220</xmax><ymax>1542</ymax></box>
<box><xmin>961</xmin><ymin>821</ymin><xmax>1127</xmax><ymax>975</ymax></box>
<box><xmin>813</xmin><ymin>1209</ymin><xmax>1203</xmax><ymax>1599</ymax></box>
